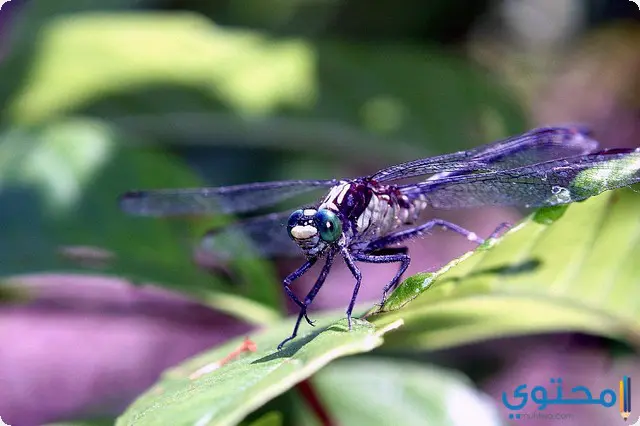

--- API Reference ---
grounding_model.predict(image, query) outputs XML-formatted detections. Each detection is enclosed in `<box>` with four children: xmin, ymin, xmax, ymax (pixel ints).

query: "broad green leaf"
<box><xmin>0</xmin><ymin>118</ymin><xmax>281</xmax><ymax>320</ymax></box>
<box><xmin>115</xmin><ymin>315</ymin><xmax>402</xmax><ymax>426</ymax></box>
<box><xmin>306</xmin><ymin>358</ymin><xmax>504</xmax><ymax>426</ymax></box>
<box><xmin>369</xmin><ymin>187</ymin><xmax>640</xmax><ymax>351</ymax></box>
<box><xmin>6</xmin><ymin>12</ymin><xmax>525</xmax><ymax>162</ymax></box>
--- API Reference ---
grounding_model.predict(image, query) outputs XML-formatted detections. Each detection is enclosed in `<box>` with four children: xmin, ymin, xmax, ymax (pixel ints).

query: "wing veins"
<box><xmin>372</xmin><ymin>126</ymin><xmax>598</xmax><ymax>182</ymax></box>
<box><xmin>119</xmin><ymin>179</ymin><xmax>338</xmax><ymax>217</ymax></box>
<box><xmin>401</xmin><ymin>149</ymin><xmax>640</xmax><ymax>209</ymax></box>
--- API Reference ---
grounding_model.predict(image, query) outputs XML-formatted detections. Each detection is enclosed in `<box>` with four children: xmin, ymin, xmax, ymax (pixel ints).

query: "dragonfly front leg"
<box><xmin>278</xmin><ymin>250</ymin><xmax>336</xmax><ymax>350</ymax></box>
<box><xmin>282</xmin><ymin>258</ymin><xmax>318</xmax><ymax>326</ymax></box>
<box><xmin>352</xmin><ymin>248</ymin><xmax>410</xmax><ymax>308</ymax></box>
<box><xmin>341</xmin><ymin>247</ymin><xmax>363</xmax><ymax>330</ymax></box>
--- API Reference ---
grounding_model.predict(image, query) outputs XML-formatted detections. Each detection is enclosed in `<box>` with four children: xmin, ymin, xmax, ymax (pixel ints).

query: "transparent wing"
<box><xmin>200</xmin><ymin>211</ymin><xmax>301</xmax><ymax>258</ymax></box>
<box><xmin>119</xmin><ymin>179</ymin><xmax>338</xmax><ymax>217</ymax></box>
<box><xmin>401</xmin><ymin>149</ymin><xmax>640</xmax><ymax>209</ymax></box>
<box><xmin>372</xmin><ymin>126</ymin><xmax>598</xmax><ymax>182</ymax></box>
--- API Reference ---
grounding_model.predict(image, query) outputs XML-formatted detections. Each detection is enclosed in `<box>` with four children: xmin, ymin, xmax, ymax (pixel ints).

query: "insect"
<box><xmin>119</xmin><ymin>126</ymin><xmax>640</xmax><ymax>349</ymax></box>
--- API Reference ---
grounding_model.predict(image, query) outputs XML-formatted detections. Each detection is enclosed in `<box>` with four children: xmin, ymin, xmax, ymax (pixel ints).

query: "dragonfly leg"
<box><xmin>361</xmin><ymin>220</ymin><xmax>509</xmax><ymax>307</ymax></box>
<box><xmin>282</xmin><ymin>258</ymin><xmax>318</xmax><ymax>326</ymax></box>
<box><xmin>341</xmin><ymin>247</ymin><xmax>363</xmax><ymax>330</ymax></box>
<box><xmin>278</xmin><ymin>250</ymin><xmax>336</xmax><ymax>350</ymax></box>
<box><xmin>352</xmin><ymin>248</ymin><xmax>410</xmax><ymax>308</ymax></box>
<box><xmin>367</xmin><ymin>218</ymin><xmax>486</xmax><ymax>252</ymax></box>
<box><xmin>490</xmin><ymin>222</ymin><xmax>512</xmax><ymax>239</ymax></box>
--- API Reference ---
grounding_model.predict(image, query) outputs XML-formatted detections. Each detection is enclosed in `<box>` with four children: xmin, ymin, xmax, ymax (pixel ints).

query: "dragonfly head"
<box><xmin>287</xmin><ymin>208</ymin><xmax>343</xmax><ymax>256</ymax></box>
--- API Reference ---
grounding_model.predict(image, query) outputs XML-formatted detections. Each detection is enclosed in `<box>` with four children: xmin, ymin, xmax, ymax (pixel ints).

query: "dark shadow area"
<box><xmin>438</xmin><ymin>258</ymin><xmax>543</xmax><ymax>285</ymax></box>
<box><xmin>252</xmin><ymin>323</ymin><xmax>347</xmax><ymax>361</ymax></box>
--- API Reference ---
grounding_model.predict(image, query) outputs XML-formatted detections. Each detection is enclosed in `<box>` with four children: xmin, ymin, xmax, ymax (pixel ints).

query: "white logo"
<box><xmin>0</xmin><ymin>415</ymin><xmax>11</xmax><ymax>426</ymax></box>
<box><xmin>629</xmin><ymin>0</ymin><xmax>640</xmax><ymax>10</ymax></box>
<box><xmin>631</xmin><ymin>415</ymin><xmax>640</xmax><ymax>426</ymax></box>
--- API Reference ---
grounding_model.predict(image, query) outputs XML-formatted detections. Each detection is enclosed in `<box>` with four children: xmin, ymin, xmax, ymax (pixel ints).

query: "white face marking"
<box><xmin>303</xmin><ymin>209</ymin><xmax>317</xmax><ymax>216</ymax></box>
<box><xmin>290</xmin><ymin>225</ymin><xmax>318</xmax><ymax>240</ymax></box>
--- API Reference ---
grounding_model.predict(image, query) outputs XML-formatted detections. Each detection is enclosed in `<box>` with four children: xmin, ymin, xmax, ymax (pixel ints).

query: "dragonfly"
<box><xmin>119</xmin><ymin>126</ymin><xmax>640</xmax><ymax>349</ymax></box>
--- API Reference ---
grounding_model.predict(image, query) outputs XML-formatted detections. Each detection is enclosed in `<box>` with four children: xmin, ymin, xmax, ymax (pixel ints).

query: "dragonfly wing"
<box><xmin>401</xmin><ymin>149</ymin><xmax>640</xmax><ymax>209</ymax></box>
<box><xmin>119</xmin><ymin>179</ymin><xmax>338</xmax><ymax>217</ymax></box>
<box><xmin>373</xmin><ymin>126</ymin><xmax>598</xmax><ymax>182</ymax></box>
<box><xmin>370</xmin><ymin>151</ymin><xmax>486</xmax><ymax>182</ymax></box>
<box><xmin>456</xmin><ymin>125</ymin><xmax>597</xmax><ymax>169</ymax></box>
<box><xmin>200</xmin><ymin>211</ymin><xmax>301</xmax><ymax>258</ymax></box>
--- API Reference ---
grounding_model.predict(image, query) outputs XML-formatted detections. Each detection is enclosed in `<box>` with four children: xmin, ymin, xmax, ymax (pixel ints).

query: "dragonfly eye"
<box><xmin>314</xmin><ymin>209</ymin><xmax>342</xmax><ymax>243</ymax></box>
<box><xmin>287</xmin><ymin>209</ymin><xmax>304</xmax><ymax>230</ymax></box>
<box><xmin>286</xmin><ymin>209</ymin><xmax>305</xmax><ymax>238</ymax></box>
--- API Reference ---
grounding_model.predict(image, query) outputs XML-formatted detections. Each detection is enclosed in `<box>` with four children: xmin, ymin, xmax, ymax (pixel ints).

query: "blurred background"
<box><xmin>0</xmin><ymin>0</ymin><xmax>638</xmax><ymax>425</ymax></box>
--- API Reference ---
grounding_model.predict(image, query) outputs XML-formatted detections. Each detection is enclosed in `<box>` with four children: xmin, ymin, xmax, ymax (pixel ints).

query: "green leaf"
<box><xmin>115</xmin><ymin>315</ymin><xmax>402</xmax><ymax>426</ymax></box>
<box><xmin>369</xmin><ymin>187</ymin><xmax>640</xmax><ymax>351</ymax></box>
<box><xmin>306</xmin><ymin>358</ymin><xmax>503</xmax><ymax>426</ymax></box>
<box><xmin>0</xmin><ymin>118</ymin><xmax>281</xmax><ymax>320</ymax></box>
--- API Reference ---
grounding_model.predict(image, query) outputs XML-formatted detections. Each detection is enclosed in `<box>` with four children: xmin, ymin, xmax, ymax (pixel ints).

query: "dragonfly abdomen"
<box><xmin>354</xmin><ymin>186</ymin><xmax>428</xmax><ymax>241</ymax></box>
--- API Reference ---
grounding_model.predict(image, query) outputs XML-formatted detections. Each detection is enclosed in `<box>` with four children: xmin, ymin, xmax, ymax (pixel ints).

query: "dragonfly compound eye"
<box><xmin>287</xmin><ymin>209</ymin><xmax>318</xmax><ymax>241</ymax></box>
<box><xmin>287</xmin><ymin>209</ymin><xmax>304</xmax><ymax>230</ymax></box>
<box><xmin>314</xmin><ymin>209</ymin><xmax>342</xmax><ymax>243</ymax></box>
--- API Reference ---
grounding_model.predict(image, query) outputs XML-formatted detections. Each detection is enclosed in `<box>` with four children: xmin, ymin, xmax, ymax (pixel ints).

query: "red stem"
<box><xmin>296</xmin><ymin>379</ymin><xmax>336</xmax><ymax>426</ymax></box>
